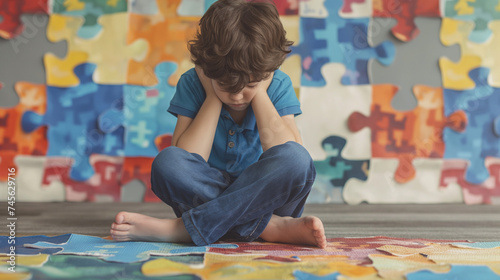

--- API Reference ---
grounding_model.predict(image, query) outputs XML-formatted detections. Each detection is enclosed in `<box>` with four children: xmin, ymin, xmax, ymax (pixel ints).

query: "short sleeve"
<box><xmin>168</xmin><ymin>68</ymin><xmax>205</xmax><ymax>119</ymax></box>
<box><xmin>268</xmin><ymin>70</ymin><xmax>302</xmax><ymax>117</ymax></box>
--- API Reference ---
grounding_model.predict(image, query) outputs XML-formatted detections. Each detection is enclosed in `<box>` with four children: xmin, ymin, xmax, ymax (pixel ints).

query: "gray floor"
<box><xmin>4</xmin><ymin>203</ymin><xmax>500</xmax><ymax>241</ymax></box>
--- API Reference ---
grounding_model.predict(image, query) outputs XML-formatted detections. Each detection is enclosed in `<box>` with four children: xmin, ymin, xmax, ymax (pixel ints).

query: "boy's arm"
<box><xmin>172</xmin><ymin>66</ymin><xmax>222</xmax><ymax>161</ymax></box>
<box><xmin>251</xmin><ymin>73</ymin><xmax>302</xmax><ymax>152</ymax></box>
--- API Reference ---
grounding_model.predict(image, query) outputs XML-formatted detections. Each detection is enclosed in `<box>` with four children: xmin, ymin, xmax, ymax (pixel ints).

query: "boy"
<box><xmin>110</xmin><ymin>0</ymin><xmax>326</xmax><ymax>249</ymax></box>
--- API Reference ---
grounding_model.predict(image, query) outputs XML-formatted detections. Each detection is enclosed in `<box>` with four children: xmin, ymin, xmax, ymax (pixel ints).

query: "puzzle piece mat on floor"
<box><xmin>1</xmin><ymin>234</ymin><xmax>499</xmax><ymax>279</ymax></box>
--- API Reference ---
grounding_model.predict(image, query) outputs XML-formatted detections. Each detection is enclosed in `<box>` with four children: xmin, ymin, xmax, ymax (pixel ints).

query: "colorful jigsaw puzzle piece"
<box><xmin>0</xmin><ymin>82</ymin><xmax>47</xmax><ymax>181</ymax></box>
<box><xmin>127</xmin><ymin>0</ymin><xmax>198</xmax><ymax>86</ymax></box>
<box><xmin>311</xmin><ymin>136</ymin><xmax>370</xmax><ymax>203</ymax></box>
<box><xmin>440</xmin><ymin>159</ymin><xmax>500</xmax><ymax>205</ymax></box>
<box><xmin>373</xmin><ymin>0</ymin><xmax>440</xmax><ymax>42</ymax></box>
<box><xmin>51</xmin><ymin>0</ymin><xmax>128</xmax><ymax>39</ymax></box>
<box><xmin>348</xmin><ymin>84</ymin><xmax>466</xmax><ymax>183</ymax></box>
<box><xmin>443</xmin><ymin>0</ymin><xmax>500</xmax><ymax>43</ymax></box>
<box><xmin>0</xmin><ymin>0</ymin><xmax>48</xmax><ymax>39</ymax></box>
<box><xmin>45</xmin><ymin>13</ymin><xmax>148</xmax><ymax>86</ymax></box>
<box><xmin>0</xmin><ymin>156</ymin><xmax>65</xmax><ymax>202</ymax></box>
<box><xmin>440</xmin><ymin>18</ymin><xmax>500</xmax><ymax>89</ymax></box>
<box><xmin>41</xmin><ymin>155</ymin><xmax>122</xmax><ymax>202</ymax></box>
<box><xmin>0</xmin><ymin>234</ymin><xmax>69</xmax><ymax>255</ymax></box>
<box><xmin>26</xmin><ymin>234</ymin><xmax>237</xmax><ymax>263</ymax></box>
<box><xmin>99</xmin><ymin>62</ymin><xmax>177</xmax><ymax>157</ymax></box>
<box><xmin>21</xmin><ymin>63</ymin><xmax>124</xmax><ymax>182</ymax></box>
<box><xmin>121</xmin><ymin>157</ymin><xmax>162</xmax><ymax>202</ymax></box>
<box><xmin>318</xmin><ymin>136</ymin><xmax>370</xmax><ymax>189</ymax></box>
<box><xmin>336</xmin><ymin>19</ymin><xmax>395</xmax><ymax>85</ymax></box>
<box><xmin>443</xmin><ymin>67</ymin><xmax>500</xmax><ymax>184</ymax></box>
<box><xmin>291</xmin><ymin>0</ymin><xmax>394</xmax><ymax>87</ymax></box>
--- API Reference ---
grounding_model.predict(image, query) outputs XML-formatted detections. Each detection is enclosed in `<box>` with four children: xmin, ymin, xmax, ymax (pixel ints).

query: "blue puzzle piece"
<box><xmin>0</xmin><ymin>234</ymin><xmax>70</xmax><ymax>255</ymax></box>
<box><xmin>22</xmin><ymin>63</ymin><xmax>124</xmax><ymax>181</ymax></box>
<box><xmin>406</xmin><ymin>265</ymin><xmax>500</xmax><ymax>280</ymax></box>
<box><xmin>26</xmin><ymin>234</ymin><xmax>238</xmax><ymax>263</ymax></box>
<box><xmin>337</xmin><ymin>21</ymin><xmax>394</xmax><ymax>85</ymax></box>
<box><xmin>98</xmin><ymin>62</ymin><xmax>177</xmax><ymax>157</ymax></box>
<box><xmin>315</xmin><ymin>136</ymin><xmax>370</xmax><ymax>185</ymax></box>
<box><xmin>293</xmin><ymin>270</ymin><xmax>341</xmax><ymax>280</ymax></box>
<box><xmin>312</xmin><ymin>136</ymin><xmax>369</xmax><ymax>203</ymax></box>
<box><xmin>290</xmin><ymin>0</ymin><xmax>394</xmax><ymax>87</ymax></box>
<box><xmin>443</xmin><ymin>67</ymin><xmax>500</xmax><ymax>184</ymax></box>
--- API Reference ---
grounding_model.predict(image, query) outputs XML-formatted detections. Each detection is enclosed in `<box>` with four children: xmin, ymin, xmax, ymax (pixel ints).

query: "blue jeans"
<box><xmin>150</xmin><ymin>141</ymin><xmax>316</xmax><ymax>246</ymax></box>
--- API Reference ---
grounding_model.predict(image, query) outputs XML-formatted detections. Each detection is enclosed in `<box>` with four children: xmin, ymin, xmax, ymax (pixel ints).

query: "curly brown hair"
<box><xmin>188</xmin><ymin>0</ymin><xmax>293</xmax><ymax>93</ymax></box>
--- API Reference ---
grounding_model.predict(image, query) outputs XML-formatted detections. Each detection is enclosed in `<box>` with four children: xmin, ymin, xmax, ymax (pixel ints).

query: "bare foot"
<box><xmin>259</xmin><ymin>215</ymin><xmax>327</xmax><ymax>249</ymax></box>
<box><xmin>110</xmin><ymin>212</ymin><xmax>192</xmax><ymax>243</ymax></box>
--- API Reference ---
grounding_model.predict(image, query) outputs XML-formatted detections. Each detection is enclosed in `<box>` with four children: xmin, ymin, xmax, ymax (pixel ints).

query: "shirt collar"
<box><xmin>221</xmin><ymin>107</ymin><xmax>256</xmax><ymax>131</ymax></box>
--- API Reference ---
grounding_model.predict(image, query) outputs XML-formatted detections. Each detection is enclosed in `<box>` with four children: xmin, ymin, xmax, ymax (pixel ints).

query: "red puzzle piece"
<box><xmin>0</xmin><ymin>82</ymin><xmax>47</xmax><ymax>181</ymax></box>
<box><xmin>348</xmin><ymin>84</ymin><xmax>466</xmax><ymax>183</ymax></box>
<box><xmin>41</xmin><ymin>134</ymin><xmax>173</xmax><ymax>202</ymax></box>
<box><xmin>121</xmin><ymin>157</ymin><xmax>160</xmax><ymax>202</ymax></box>
<box><xmin>42</xmin><ymin>156</ymin><xmax>122</xmax><ymax>202</ymax></box>
<box><xmin>440</xmin><ymin>159</ymin><xmax>500</xmax><ymax>205</ymax></box>
<box><xmin>373</xmin><ymin>0</ymin><xmax>440</xmax><ymax>42</ymax></box>
<box><xmin>274</xmin><ymin>0</ymin><xmax>298</xmax><ymax>15</ymax></box>
<box><xmin>0</xmin><ymin>0</ymin><xmax>48</xmax><ymax>39</ymax></box>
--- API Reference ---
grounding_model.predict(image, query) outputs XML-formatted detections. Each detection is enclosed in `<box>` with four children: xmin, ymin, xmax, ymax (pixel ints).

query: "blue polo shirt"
<box><xmin>168</xmin><ymin>68</ymin><xmax>301</xmax><ymax>177</ymax></box>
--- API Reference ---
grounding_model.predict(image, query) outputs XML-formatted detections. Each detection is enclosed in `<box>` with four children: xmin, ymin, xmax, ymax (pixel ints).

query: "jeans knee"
<box><xmin>275</xmin><ymin>142</ymin><xmax>316</xmax><ymax>182</ymax></box>
<box><xmin>151</xmin><ymin>146</ymin><xmax>186</xmax><ymax>193</ymax></box>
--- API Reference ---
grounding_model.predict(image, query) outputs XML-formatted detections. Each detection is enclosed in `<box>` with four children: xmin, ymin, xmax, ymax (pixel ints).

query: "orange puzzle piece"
<box><xmin>348</xmin><ymin>84</ymin><xmax>467</xmax><ymax>183</ymax></box>
<box><xmin>127</xmin><ymin>0</ymin><xmax>199</xmax><ymax>87</ymax></box>
<box><xmin>0</xmin><ymin>82</ymin><xmax>47</xmax><ymax>181</ymax></box>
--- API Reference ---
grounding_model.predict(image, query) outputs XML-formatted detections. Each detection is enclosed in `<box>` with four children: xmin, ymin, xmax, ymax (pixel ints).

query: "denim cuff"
<box><xmin>242</xmin><ymin>213</ymin><xmax>273</xmax><ymax>242</ymax></box>
<box><xmin>181</xmin><ymin>210</ymin><xmax>209</xmax><ymax>246</ymax></box>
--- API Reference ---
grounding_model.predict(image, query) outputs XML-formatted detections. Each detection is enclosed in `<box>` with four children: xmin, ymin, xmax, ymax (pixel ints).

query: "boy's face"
<box><xmin>211</xmin><ymin>77</ymin><xmax>267</xmax><ymax>112</ymax></box>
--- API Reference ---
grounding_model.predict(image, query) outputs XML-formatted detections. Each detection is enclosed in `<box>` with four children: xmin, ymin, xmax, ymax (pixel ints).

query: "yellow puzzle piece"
<box><xmin>440</xmin><ymin>18</ymin><xmax>500</xmax><ymax>90</ymax></box>
<box><xmin>45</xmin><ymin>13</ymin><xmax>148</xmax><ymax>86</ymax></box>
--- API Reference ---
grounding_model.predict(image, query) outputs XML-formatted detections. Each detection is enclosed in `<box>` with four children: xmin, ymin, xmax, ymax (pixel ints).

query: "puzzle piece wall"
<box><xmin>2</xmin><ymin>0</ymin><xmax>500</xmax><ymax>204</ymax></box>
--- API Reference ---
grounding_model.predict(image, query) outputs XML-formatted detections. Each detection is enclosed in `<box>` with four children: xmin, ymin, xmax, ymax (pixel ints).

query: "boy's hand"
<box><xmin>195</xmin><ymin>65</ymin><xmax>219</xmax><ymax>101</ymax></box>
<box><xmin>258</xmin><ymin>72</ymin><xmax>274</xmax><ymax>94</ymax></box>
<box><xmin>252</xmin><ymin>72</ymin><xmax>274</xmax><ymax>104</ymax></box>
